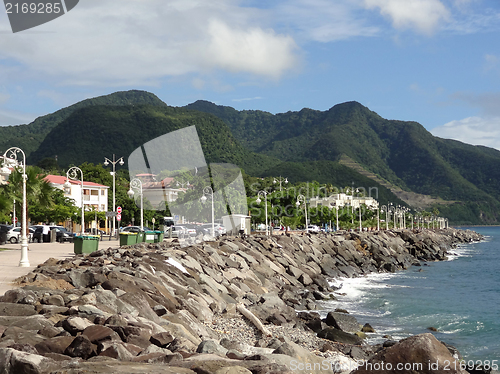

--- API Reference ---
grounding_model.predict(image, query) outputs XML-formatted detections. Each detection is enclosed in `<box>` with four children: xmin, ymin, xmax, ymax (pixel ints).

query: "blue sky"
<box><xmin>1</xmin><ymin>0</ymin><xmax>500</xmax><ymax>149</ymax></box>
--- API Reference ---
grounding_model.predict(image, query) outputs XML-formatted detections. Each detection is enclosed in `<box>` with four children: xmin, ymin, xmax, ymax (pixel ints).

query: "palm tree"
<box><xmin>0</xmin><ymin>166</ymin><xmax>55</xmax><ymax>241</ymax></box>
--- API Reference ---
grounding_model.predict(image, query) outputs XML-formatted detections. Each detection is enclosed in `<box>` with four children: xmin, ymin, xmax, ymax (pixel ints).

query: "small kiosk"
<box><xmin>222</xmin><ymin>214</ymin><xmax>251</xmax><ymax>236</ymax></box>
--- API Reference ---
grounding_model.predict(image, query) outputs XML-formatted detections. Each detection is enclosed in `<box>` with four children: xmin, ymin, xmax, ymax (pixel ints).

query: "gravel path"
<box><xmin>205</xmin><ymin>313</ymin><xmax>349</xmax><ymax>358</ymax></box>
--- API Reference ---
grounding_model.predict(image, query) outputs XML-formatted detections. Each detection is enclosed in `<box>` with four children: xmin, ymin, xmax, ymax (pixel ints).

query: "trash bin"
<box><xmin>73</xmin><ymin>235</ymin><xmax>99</xmax><ymax>254</ymax></box>
<box><xmin>136</xmin><ymin>231</ymin><xmax>145</xmax><ymax>243</ymax></box>
<box><xmin>0</xmin><ymin>231</ymin><xmax>6</xmax><ymax>245</ymax></box>
<box><xmin>144</xmin><ymin>231</ymin><xmax>156</xmax><ymax>243</ymax></box>
<box><xmin>119</xmin><ymin>233</ymin><xmax>138</xmax><ymax>246</ymax></box>
<box><xmin>154</xmin><ymin>230</ymin><xmax>164</xmax><ymax>243</ymax></box>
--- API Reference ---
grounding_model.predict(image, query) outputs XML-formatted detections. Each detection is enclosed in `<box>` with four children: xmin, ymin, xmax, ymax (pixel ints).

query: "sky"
<box><xmin>0</xmin><ymin>0</ymin><xmax>500</xmax><ymax>149</ymax></box>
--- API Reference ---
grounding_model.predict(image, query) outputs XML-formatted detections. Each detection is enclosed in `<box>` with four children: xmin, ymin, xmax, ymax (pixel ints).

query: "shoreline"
<box><xmin>0</xmin><ymin>228</ymin><xmax>486</xmax><ymax>374</ymax></box>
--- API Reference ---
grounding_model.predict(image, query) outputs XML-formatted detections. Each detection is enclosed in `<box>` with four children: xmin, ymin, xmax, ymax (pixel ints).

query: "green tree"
<box><xmin>0</xmin><ymin>166</ymin><xmax>56</xmax><ymax>240</ymax></box>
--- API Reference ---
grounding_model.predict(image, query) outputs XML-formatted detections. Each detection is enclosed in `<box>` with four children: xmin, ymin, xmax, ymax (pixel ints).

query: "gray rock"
<box><xmin>64</xmin><ymin>335</ymin><xmax>96</xmax><ymax>359</ymax></box>
<box><xmin>0</xmin><ymin>289</ymin><xmax>37</xmax><ymax>305</ymax></box>
<box><xmin>352</xmin><ymin>333</ymin><xmax>468</xmax><ymax>374</ymax></box>
<box><xmin>150</xmin><ymin>332</ymin><xmax>174</xmax><ymax>348</ymax></box>
<box><xmin>41</xmin><ymin>294</ymin><xmax>65</xmax><ymax>306</ymax></box>
<box><xmin>324</xmin><ymin>312</ymin><xmax>362</xmax><ymax>333</ymax></box>
<box><xmin>35</xmin><ymin>336</ymin><xmax>74</xmax><ymax>355</ymax></box>
<box><xmin>317</xmin><ymin>327</ymin><xmax>363</xmax><ymax>345</ymax></box>
<box><xmin>0</xmin><ymin>302</ymin><xmax>36</xmax><ymax>316</ymax></box>
<box><xmin>196</xmin><ymin>340</ymin><xmax>228</xmax><ymax>356</ymax></box>
<box><xmin>1</xmin><ymin>326</ymin><xmax>46</xmax><ymax>346</ymax></box>
<box><xmin>82</xmin><ymin>325</ymin><xmax>121</xmax><ymax>344</ymax></box>
<box><xmin>0</xmin><ymin>347</ymin><xmax>59</xmax><ymax>374</ymax></box>
<box><xmin>61</xmin><ymin>316</ymin><xmax>95</xmax><ymax>335</ymax></box>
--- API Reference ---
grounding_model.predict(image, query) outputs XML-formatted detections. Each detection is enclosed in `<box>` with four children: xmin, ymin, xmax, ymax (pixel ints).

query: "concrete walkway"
<box><xmin>0</xmin><ymin>238</ymin><xmax>120</xmax><ymax>296</ymax></box>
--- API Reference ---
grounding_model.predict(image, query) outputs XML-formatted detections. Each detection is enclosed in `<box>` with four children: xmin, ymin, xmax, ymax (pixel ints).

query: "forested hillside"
<box><xmin>2</xmin><ymin>90</ymin><xmax>499</xmax><ymax>224</ymax></box>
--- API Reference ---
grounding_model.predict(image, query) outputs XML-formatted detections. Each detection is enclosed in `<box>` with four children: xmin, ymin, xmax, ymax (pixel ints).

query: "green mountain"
<box><xmin>27</xmin><ymin>103</ymin><xmax>279</xmax><ymax>177</ymax></box>
<box><xmin>186</xmin><ymin>100</ymin><xmax>500</xmax><ymax>224</ymax></box>
<box><xmin>3</xmin><ymin>90</ymin><xmax>499</xmax><ymax>224</ymax></box>
<box><xmin>0</xmin><ymin>90</ymin><xmax>167</xmax><ymax>158</ymax></box>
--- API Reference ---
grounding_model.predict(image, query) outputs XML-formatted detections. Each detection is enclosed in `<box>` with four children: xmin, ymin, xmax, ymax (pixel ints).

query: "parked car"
<box><xmin>6</xmin><ymin>227</ymin><xmax>34</xmax><ymax>243</ymax></box>
<box><xmin>307</xmin><ymin>225</ymin><xmax>321</xmax><ymax>233</ymax></box>
<box><xmin>180</xmin><ymin>224</ymin><xmax>198</xmax><ymax>237</ymax></box>
<box><xmin>166</xmin><ymin>225</ymin><xmax>187</xmax><ymax>238</ymax></box>
<box><xmin>120</xmin><ymin>226</ymin><xmax>151</xmax><ymax>233</ymax></box>
<box><xmin>32</xmin><ymin>226</ymin><xmax>73</xmax><ymax>243</ymax></box>
<box><xmin>200</xmin><ymin>223</ymin><xmax>226</xmax><ymax>237</ymax></box>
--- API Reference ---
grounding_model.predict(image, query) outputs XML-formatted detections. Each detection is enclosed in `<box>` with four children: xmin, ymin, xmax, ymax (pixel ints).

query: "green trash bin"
<box><xmin>136</xmin><ymin>231</ymin><xmax>145</xmax><ymax>243</ymax></box>
<box><xmin>144</xmin><ymin>231</ymin><xmax>156</xmax><ymax>243</ymax></box>
<box><xmin>154</xmin><ymin>230</ymin><xmax>164</xmax><ymax>243</ymax></box>
<box><xmin>119</xmin><ymin>233</ymin><xmax>138</xmax><ymax>246</ymax></box>
<box><xmin>74</xmin><ymin>235</ymin><xmax>99</xmax><ymax>254</ymax></box>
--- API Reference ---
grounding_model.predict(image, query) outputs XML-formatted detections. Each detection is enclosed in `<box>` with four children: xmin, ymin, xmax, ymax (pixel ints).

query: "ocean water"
<box><xmin>320</xmin><ymin>227</ymin><xmax>500</xmax><ymax>362</ymax></box>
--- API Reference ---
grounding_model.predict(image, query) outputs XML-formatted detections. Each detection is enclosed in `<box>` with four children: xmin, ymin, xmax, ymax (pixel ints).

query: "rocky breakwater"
<box><xmin>0</xmin><ymin>228</ymin><xmax>483</xmax><ymax>374</ymax></box>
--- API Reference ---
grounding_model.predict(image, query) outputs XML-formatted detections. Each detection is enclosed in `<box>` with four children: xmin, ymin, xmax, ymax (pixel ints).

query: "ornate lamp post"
<box><xmin>65</xmin><ymin>166</ymin><xmax>84</xmax><ymax>235</ymax></box>
<box><xmin>200</xmin><ymin>186</ymin><xmax>215</xmax><ymax>237</ymax></box>
<box><xmin>255</xmin><ymin>191</ymin><xmax>269</xmax><ymax>236</ymax></box>
<box><xmin>1</xmin><ymin>147</ymin><xmax>29</xmax><ymax>267</ymax></box>
<box><xmin>296</xmin><ymin>194</ymin><xmax>308</xmax><ymax>233</ymax></box>
<box><xmin>104</xmin><ymin>154</ymin><xmax>124</xmax><ymax>238</ymax></box>
<box><xmin>127</xmin><ymin>178</ymin><xmax>143</xmax><ymax>230</ymax></box>
<box><xmin>273</xmin><ymin>176</ymin><xmax>288</xmax><ymax>192</ymax></box>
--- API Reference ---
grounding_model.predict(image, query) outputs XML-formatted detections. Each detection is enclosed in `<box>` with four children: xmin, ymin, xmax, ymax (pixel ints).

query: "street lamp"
<box><xmin>273</xmin><ymin>176</ymin><xmax>288</xmax><ymax>192</ymax></box>
<box><xmin>380</xmin><ymin>205</ymin><xmax>389</xmax><ymax>230</ymax></box>
<box><xmin>296</xmin><ymin>194</ymin><xmax>308</xmax><ymax>233</ymax></box>
<box><xmin>255</xmin><ymin>190</ymin><xmax>269</xmax><ymax>236</ymax></box>
<box><xmin>330</xmin><ymin>202</ymin><xmax>342</xmax><ymax>232</ymax></box>
<box><xmin>176</xmin><ymin>181</ymin><xmax>190</xmax><ymax>189</ymax></box>
<box><xmin>65</xmin><ymin>166</ymin><xmax>84</xmax><ymax>235</ymax></box>
<box><xmin>358</xmin><ymin>203</ymin><xmax>362</xmax><ymax>232</ymax></box>
<box><xmin>200</xmin><ymin>186</ymin><xmax>215</xmax><ymax>237</ymax></box>
<box><xmin>1</xmin><ymin>147</ymin><xmax>29</xmax><ymax>267</ymax></box>
<box><xmin>104</xmin><ymin>155</ymin><xmax>124</xmax><ymax>238</ymax></box>
<box><xmin>127</xmin><ymin>178</ymin><xmax>143</xmax><ymax>230</ymax></box>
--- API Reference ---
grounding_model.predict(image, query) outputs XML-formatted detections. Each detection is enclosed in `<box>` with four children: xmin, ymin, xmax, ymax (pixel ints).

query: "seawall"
<box><xmin>0</xmin><ymin>228</ymin><xmax>483</xmax><ymax>374</ymax></box>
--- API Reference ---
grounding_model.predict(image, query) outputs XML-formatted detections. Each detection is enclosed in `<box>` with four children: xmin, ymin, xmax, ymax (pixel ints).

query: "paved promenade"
<box><xmin>0</xmin><ymin>238</ymin><xmax>120</xmax><ymax>296</ymax></box>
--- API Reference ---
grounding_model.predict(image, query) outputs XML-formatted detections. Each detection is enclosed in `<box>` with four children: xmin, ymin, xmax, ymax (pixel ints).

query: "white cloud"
<box><xmin>0</xmin><ymin>0</ymin><xmax>298</xmax><ymax>86</ymax></box>
<box><xmin>363</xmin><ymin>0</ymin><xmax>450</xmax><ymax>34</ymax></box>
<box><xmin>232</xmin><ymin>97</ymin><xmax>262</xmax><ymax>103</ymax></box>
<box><xmin>274</xmin><ymin>0</ymin><xmax>380</xmax><ymax>42</ymax></box>
<box><xmin>431</xmin><ymin>116</ymin><xmax>500</xmax><ymax>150</ymax></box>
<box><xmin>203</xmin><ymin>19</ymin><xmax>298</xmax><ymax>78</ymax></box>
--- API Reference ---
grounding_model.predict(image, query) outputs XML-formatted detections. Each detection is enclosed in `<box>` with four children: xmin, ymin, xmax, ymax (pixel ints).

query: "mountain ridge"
<box><xmin>2</xmin><ymin>90</ymin><xmax>499</xmax><ymax>224</ymax></box>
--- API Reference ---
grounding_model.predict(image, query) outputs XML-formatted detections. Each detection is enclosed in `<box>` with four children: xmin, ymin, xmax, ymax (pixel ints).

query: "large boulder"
<box><xmin>0</xmin><ymin>347</ymin><xmax>59</xmax><ymax>374</ymax></box>
<box><xmin>317</xmin><ymin>327</ymin><xmax>363</xmax><ymax>345</ymax></box>
<box><xmin>324</xmin><ymin>312</ymin><xmax>362</xmax><ymax>334</ymax></box>
<box><xmin>352</xmin><ymin>333</ymin><xmax>468</xmax><ymax>374</ymax></box>
<box><xmin>0</xmin><ymin>302</ymin><xmax>36</xmax><ymax>316</ymax></box>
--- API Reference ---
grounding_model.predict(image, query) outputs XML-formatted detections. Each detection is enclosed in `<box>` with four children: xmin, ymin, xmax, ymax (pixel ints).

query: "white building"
<box><xmin>309</xmin><ymin>193</ymin><xmax>379</xmax><ymax>209</ymax></box>
<box><xmin>45</xmin><ymin>175</ymin><xmax>109</xmax><ymax>213</ymax></box>
<box><xmin>136</xmin><ymin>174</ymin><xmax>185</xmax><ymax>209</ymax></box>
